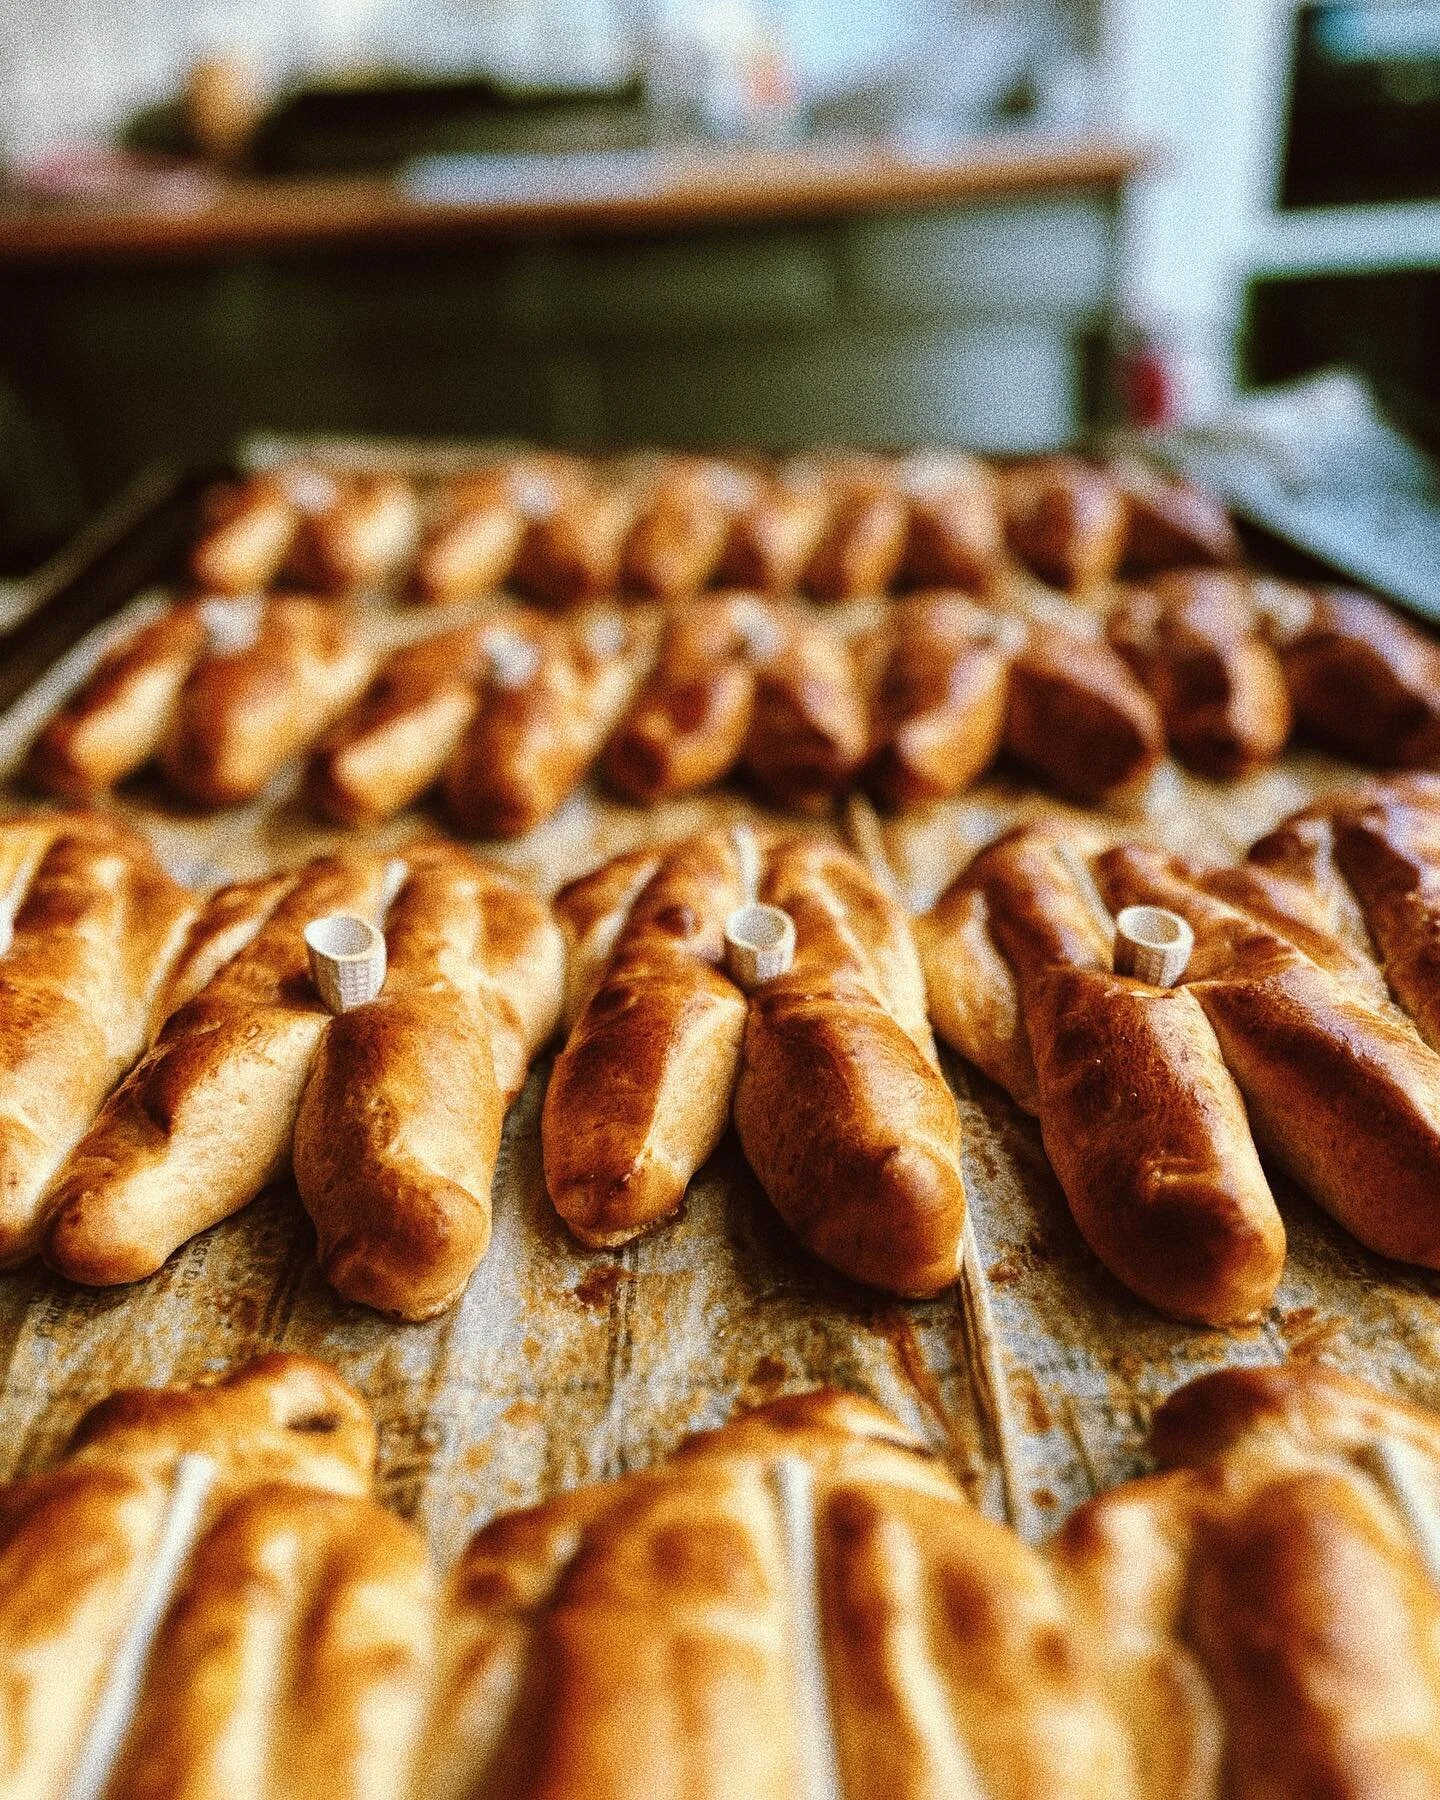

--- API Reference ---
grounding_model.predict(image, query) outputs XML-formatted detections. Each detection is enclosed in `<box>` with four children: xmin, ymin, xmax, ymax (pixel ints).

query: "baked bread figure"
<box><xmin>1003</xmin><ymin>623</ymin><xmax>1166</xmax><ymax>804</ymax></box>
<box><xmin>801</xmin><ymin>458</ymin><xmax>911</xmax><ymax>600</ymax></box>
<box><xmin>1108</xmin><ymin>571</ymin><xmax>1291</xmax><ymax>780</ymax></box>
<box><xmin>1003</xmin><ymin>455</ymin><xmax>1129</xmax><ymax>592</ymax></box>
<box><xmin>159</xmin><ymin>597</ymin><xmax>376</xmax><ymax>807</ymax></box>
<box><xmin>1108</xmin><ymin>454</ymin><xmax>1244</xmax><ymax>575</ymax></box>
<box><xmin>306</xmin><ymin>623</ymin><xmax>494</xmax><ymax>828</ymax></box>
<box><xmin>861</xmin><ymin>594</ymin><xmax>1013</xmax><ymax>810</ymax></box>
<box><xmin>423</xmin><ymin>1387</ymin><xmax>1134</xmax><ymax>1800</ymax></box>
<box><xmin>917</xmin><ymin>826</ymin><xmax>1285</xmax><ymax>1324</ymax></box>
<box><xmin>294</xmin><ymin>843</ymin><xmax>563</xmax><ymax>1319</ymax></box>
<box><xmin>602</xmin><ymin>594</ymin><xmax>780</xmax><ymax>805</ymax></box>
<box><xmin>740</xmin><ymin>614</ymin><xmax>870</xmax><ymax>813</ymax></box>
<box><xmin>188</xmin><ymin>472</ymin><xmax>303</xmax><ymax>593</ymax></box>
<box><xmin>897</xmin><ymin>449</ymin><xmax>1005</xmax><ymax>593</ymax></box>
<box><xmin>27</xmin><ymin>604</ymin><xmax>210</xmax><ymax>801</ymax></box>
<box><xmin>620</xmin><ymin>457</ymin><xmax>755</xmax><ymax>599</ymax></box>
<box><xmin>442</xmin><ymin>607</ymin><xmax>646</xmax><ymax>838</ymax></box>
<box><xmin>544</xmin><ymin>830</ymin><xmax>968</xmax><ymax>1296</ymax></box>
<box><xmin>543</xmin><ymin>829</ymin><xmax>750</xmax><ymax>1247</ymax></box>
<box><xmin>1271</xmin><ymin>586</ymin><xmax>1440</xmax><ymax>768</ymax></box>
<box><xmin>29</xmin><ymin>598</ymin><xmax>377</xmax><ymax>811</ymax></box>
<box><xmin>509</xmin><ymin>467</ymin><xmax>638</xmax><ymax>607</ymax></box>
<box><xmin>0</xmin><ymin>814</ymin><xmax>196</xmax><ymax>1268</ymax></box>
<box><xmin>43</xmin><ymin>845</ymin><xmax>561</xmax><ymax>1315</ymax></box>
<box><xmin>1053</xmin><ymin>1362</ymin><xmax>1440</xmax><ymax>1797</ymax></box>
<box><xmin>0</xmin><ymin>1355</ymin><xmax>433</xmax><ymax>1800</ymax></box>
<box><xmin>716</xmin><ymin>467</ymin><xmax>834</xmax><ymax>593</ymax></box>
<box><xmin>412</xmin><ymin>466</ymin><xmax>531</xmax><ymax>603</ymax></box>
<box><xmin>1097</xmin><ymin>838</ymin><xmax>1440</xmax><ymax>1270</ymax></box>
<box><xmin>5</xmin><ymin>1356</ymin><xmax>1438</xmax><ymax>1799</ymax></box>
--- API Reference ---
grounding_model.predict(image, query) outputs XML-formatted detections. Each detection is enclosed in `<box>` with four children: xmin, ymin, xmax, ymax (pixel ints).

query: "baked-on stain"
<box><xmin>572</xmin><ymin>1264</ymin><xmax>627</xmax><ymax>1309</ymax></box>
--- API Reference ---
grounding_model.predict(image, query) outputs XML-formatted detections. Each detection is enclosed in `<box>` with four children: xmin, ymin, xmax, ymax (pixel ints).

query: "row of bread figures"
<box><xmin>7</xmin><ymin>792</ymin><xmax>1440</xmax><ymax>1326</ymax></box>
<box><xmin>185</xmin><ymin>448</ymin><xmax>1240</xmax><ymax>603</ymax></box>
<box><xmin>4</xmin><ymin>1350</ymin><xmax>1440</xmax><ymax>1798</ymax></box>
<box><xmin>30</xmin><ymin>574</ymin><xmax>1440</xmax><ymax>833</ymax></box>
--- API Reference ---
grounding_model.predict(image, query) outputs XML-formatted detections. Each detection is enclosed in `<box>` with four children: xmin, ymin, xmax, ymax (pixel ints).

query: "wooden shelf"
<box><xmin>0</xmin><ymin>132</ymin><xmax>1145</xmax><ymax>266</ymax></box>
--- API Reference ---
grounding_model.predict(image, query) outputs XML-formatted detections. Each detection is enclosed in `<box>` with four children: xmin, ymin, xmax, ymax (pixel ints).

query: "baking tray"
<box><xmin>0</xmin><ymin>452</ymin><xmax>1436</xmax><ymax>1567</ymax></box>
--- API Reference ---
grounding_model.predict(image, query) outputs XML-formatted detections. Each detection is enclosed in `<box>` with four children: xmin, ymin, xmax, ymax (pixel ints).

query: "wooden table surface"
<box><xmin>0</xmin><ymin>132</ymin><xmax>1144</xmax><ymax>266</ymax></box>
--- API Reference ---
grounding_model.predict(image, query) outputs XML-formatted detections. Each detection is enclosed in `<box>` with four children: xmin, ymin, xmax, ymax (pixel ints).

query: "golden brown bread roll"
<box><xmin>1278</xmin><ymin>587</ymin><xmax>1440</xmax><ymax>767</ymax></box>
<box><xmin>1004</xmin><ymin>625</ymin><xmax>1166</xmax><ymax>803</ymax></box>
<box><xmin>1053</xmin><ymin>1362</ymin><xmax>1440</xmax><ymax>1799</ymax></box>
<box><xmin>803</xmin><ymin>477</ymin><xmax>910</xmax><ymax>600</ymax></box>
<box><xmin>716</xmin><ymin>474</ymin><xmax>833</xmax><ymax>593</ymax></box>
<box><xmin>601</xmin><ymin>594</ymin><xmax>779</xmax><ymax>804</ymax></box>
<box><xmin>1108</xmin><ymin>455</ymin><xmax>1243</xmax><ymax>575</ymax></box>
<box><xmin>1326</xmin><ymin>790</ymin><xmax>1440</xmax><ymax>1051</ymax></box>
<box><xmin>1107</xmin><ymin>571</ymin><xmax>1291</xmax><ymax>779</ymax></box>
<box><xmin>44</xmin><ymin>853</ymin><xmax>394</xmax><ymax>1286</ymax></box>
<box><xmin>306</xmin><ymin>623</ymin><xmax>491</xmax><ymax>827</ymax></box>
<box><xmin>924</xmin><ymin>828</ymin><xmax>1284</xmax><ymax>1324</ymax></box>
<box><xmin>1097</xmin><ymin>841</ymin><xmax>1440</xmax><ymax>1268</ymax></box>
<box><xmin>293</xmin><ymin>844</ymin><xmax>563</xmax><ymax>1319</ymax></box>
<box><xmin>441</xmin><ymin>608</ymin><xmax>643</xmax><ymax>838</ymax></box>
<box><xmin>733</xmin><ymin>836</ymin><xmax>968</xmax><ymax>1297</ymax></box>
<box><xmin>0</xmin><ymin>1354</ymin><xmax>430</xmax><ymax>1800</ymax></box>
<box><xmin>620</xmin><ymin>458</ymin><xmax>751</xmax><ymax>599</ymax></box>
<box><xmin>510</xmin><ymin>477</ymin><xmax>637</xmax><ymax>607</ymax></box>
<box><xmin>289</xmin><ymin>472</ymin><xmax>422</xmax><ymax>594</ymax></box>
<box><xmin>159</xmin><ymin>597</ymin><xmax>376</xmax><ymax>809</ymax></box>
<box><xmin>189</xmin><ymin>474</ymin><xmax>301</xmax><ymax>594</ymax></box>
<box><xmin>413</xmin><ymin>469</ymin><xmax>529</xmax><ymax>603</ymax></box>
<box><xmin>1209</xmin><ymin>804</ymin><xmax>1393</xmax><ymax>1010</ymax></box>
<box><xmin>898</xmin><ymin>450</ymin><xmax>1004</xmax><ymax>593</ymax></box>
<box><xmin>27</xmin><ymin>603</ymin><xmax>209</xmax><ymax>800</ymax></box>
<box><xmin>425</xmin><ymin>1387</ymin><xmax>1133</xmax><ymax>1800</ymax></box>
<box><xmin>0</xmin><ymin>817</ymin><xmax>196</xmax><ymax>1268</ymax></box>
<box><xmin>1003</xmin><ymin>455</ymin><xmax>1128</xmax><ymax>592</ymax></box>
<box><xmin>861</xmin><ymin>594</ymin><xmax>1012</xmax><ymax>810</ymax></box>
<box><xmin>551</xmin><ymin>844</ymin><xmax>663</xmax><ymax>1031</ymax></box>
<box><xmin>741</xmin><ymin>614</ymin><xmax>869</xmax><ymax>812</ymax></box>
<box><xmin>543</xmin><ymin>829</ymin><xmax>748</xmax><ymax>1247</ymax></box>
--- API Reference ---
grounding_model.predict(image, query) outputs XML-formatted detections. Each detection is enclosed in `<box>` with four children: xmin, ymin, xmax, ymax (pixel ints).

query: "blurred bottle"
<box><xmin>644</xmin><ymin>0</ymin><xmax>802</xmax><ymax>144</ymax></box>
<box><xmin>183</xmin><ymin>52</ymin><xmax>267</xmax><ymax>167</ymax></box>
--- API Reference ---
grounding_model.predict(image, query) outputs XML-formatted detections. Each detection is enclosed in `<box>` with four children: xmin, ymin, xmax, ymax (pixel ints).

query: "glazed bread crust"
<box><xmin>159</xmin><ymin>598</ymin><xmax>375</xmax><ymax>808</ymax></box>
<box><xmin>543</xmin><ymin>829</ymin><xmax>748</xmax><ymax>1247</ymax></box>
<box><xmin>862</xmin><ymin>595</ymin><xmax>1011</xmax><ymax>810</ymax></box>
<box><xmin>1098</xmin><ymin>842</ymin><xmax>1440</xmax><ymax>1268</ymax></box>
<box><xmin>28</xmin><ymin>604</ymin><xmax>209</xmax><ymax>799</ymax></box>
<box><xmin>307</xmin><ymin>625</ymin><xmax>490</xmax><ymax>827</ymax></box>
<box><xmin>294</xmin><ymin>845</ymin><xmax>563</xmax><ymax>1319</ymax></box>
<box><xmin>969</xmin><ymin>829</ymin><xmax>1284</xmax><ymax>1324</ymax></box>
<box><xmin>1053</xmin><ymin>1362</ymin><xmax>1440</xmax><ymax>1800</ymax></box>
<box><xmin>442</xmin><ymin>611</ymin><xmax>642</xmax><ymax>838</ymax></box>
<box><xmin>1004</xmin><ymin>626</ymin><xmax>1165</xmax><ymax>803</ymax></box>
<box><xmin>44</xmin><ymin>854</ymin><xmax>394</xmax><ymax>1286</ymax></box>
<box><xmin>1279</xmin><ymin>587</ymin><xmax>1440</xmax><ymax>767</ymax></box>
<box><xmin>426</xmin><ymin>1387</ymin><xmax>1134</xmax><ymax>1800</ymax></box>
<box><xmin>1108</xmin><ymin>572</ymin><xmax>1291</xmax><ymax>780</ymax></box>
<box><xmin>0</xmin><ymin>818</ymin><xmax>196</xmax><ymax>1266</ymax></box>
<box><xmin>741</xmin><ymin>618</ymin><xmax>869</xmax><ymax>812</ymax></box>
<box><xmin>733</xmin><ymin>836</ymin><xmax>967</xmax><ymax>1298</ymax></box>
<box><xmin>602</xmin><ymin>596</ymin><xmax>771</xmax><ymax>804</ymax></box>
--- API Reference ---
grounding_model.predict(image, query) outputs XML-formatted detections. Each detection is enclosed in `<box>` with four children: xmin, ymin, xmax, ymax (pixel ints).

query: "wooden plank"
<box><xmin>0</xmin><ymin>135</ymin><xmax>1144</xmax><ymax>267</ymax></box>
